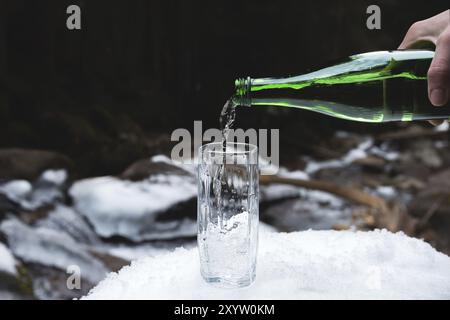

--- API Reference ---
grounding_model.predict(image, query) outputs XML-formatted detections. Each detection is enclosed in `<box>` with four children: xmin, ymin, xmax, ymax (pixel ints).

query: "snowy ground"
<box><xmin>84</xmin><ymin>229</ymin><xmax>450</xmax><ymax>300</ymax></box>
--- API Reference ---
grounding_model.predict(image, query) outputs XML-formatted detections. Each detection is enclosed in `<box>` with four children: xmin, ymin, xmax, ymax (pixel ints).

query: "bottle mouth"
<box><xmin>234</xmin><ymin>77</ymin><xmax>251</xmax><ymax>107</ymax></box>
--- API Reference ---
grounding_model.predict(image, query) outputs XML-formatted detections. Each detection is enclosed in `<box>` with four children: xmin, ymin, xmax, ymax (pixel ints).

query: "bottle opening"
<box><xmin>234</xmin><ymin>77</ymin><xmax>251</xmax><ymax>107</ymax></box>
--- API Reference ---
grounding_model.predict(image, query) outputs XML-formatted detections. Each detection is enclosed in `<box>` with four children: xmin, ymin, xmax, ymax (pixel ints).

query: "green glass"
<box><xmin>234</xmin><ymin>50</ymin><xmax>450</xmax><ymax>123</ymax></box>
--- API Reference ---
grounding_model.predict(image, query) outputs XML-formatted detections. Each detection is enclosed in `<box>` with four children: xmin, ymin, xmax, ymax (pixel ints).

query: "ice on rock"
<box><xmin>84</xmin><ymin>230</ymin><xmax>450</xmax><ymax>300</ymax></box>
<box><xmin>0</xmin><ymin>218</ymin><xmax>108</xmax><ymax>284</ymax></box>
<box><xmin>0</xmin><ymin>180</ymin><xmax>32</xmax><ymax>203</ymax></box>
<box><xmin>40</xmin><ymin>169</ymin><xmax>68</xmax><ymax>186</ymax></box>
<box><xmin>36</xmin><ymin>205</ymin><xmax>100</xmax><ymax>245</ymax></box>
<box><xmin>260</xmin><ymin>168</ymin><xmax>310</xmax><ymax>202</ymax></box>
<box><xmin>0</xmin><ymin>242</ymin><xmax>16</xmax><ymax>276</ymax></box>
<box><xmin>434</xmin><ymin>121</ymin><xmax>449</xmax><ymax>132</ymax></box>
<box><xmin>0</xmin><ymin>169</ymin><xmax>68</xmax><ymax>211</ymax></box>
<box><xmin>69</xmin><ymin>174</ymin><xmax>197</xmax><ymax>241</ymax></box>
<box><xmin>305</xmin><ymin>138</ymin><xmax>373</xmax><ymax>174</ymax></box>
<box><xmin>375</xmin><ymin>186</ymin><xmax>397</xmax><ymax>199</ymax></box>
<box><xmin>304</xmin><ymin>135</ymin><xmax>399</xmax><ymax>175</ymax></box>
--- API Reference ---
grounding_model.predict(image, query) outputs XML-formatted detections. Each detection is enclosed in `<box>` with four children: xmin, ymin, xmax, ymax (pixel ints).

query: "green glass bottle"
<box><xmin>234</xmin><ymin>50</ymin><xmax>450</xmax><ymax>123</ymax></box>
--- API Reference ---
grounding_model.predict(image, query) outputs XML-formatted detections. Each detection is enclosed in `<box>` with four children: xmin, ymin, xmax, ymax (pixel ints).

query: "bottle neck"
<box><xmin>234</xmin><ymin>77</ymin><xmax>252</xmax><ymax>107</ymax></box>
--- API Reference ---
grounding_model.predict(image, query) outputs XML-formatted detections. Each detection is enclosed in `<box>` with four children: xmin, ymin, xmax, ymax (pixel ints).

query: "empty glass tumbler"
<box><xmin>197</xmin><ymin>142</ymin><xmax>259</xmax><ymax>288</ymax></box>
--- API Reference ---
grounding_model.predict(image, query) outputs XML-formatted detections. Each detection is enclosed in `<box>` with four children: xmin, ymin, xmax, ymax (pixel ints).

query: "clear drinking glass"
<box><xmin>197</xmin><ymin>142</ymin><xmax>259</xmax><ymax>288</ymax></box>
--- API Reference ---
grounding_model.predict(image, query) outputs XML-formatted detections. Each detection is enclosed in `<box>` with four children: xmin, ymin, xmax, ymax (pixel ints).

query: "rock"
<box><xmin>18</xmin><ymin>206</ymin><xmax>54</xmax><ymax>225</ymax></box>
<box><xmin>0</xmin><ymin>218</ymin><xmax>109</xmax><ymax>285</ymax></box>
<box><xmin>88</xmin><ymin>250</ymin><xmax>129</xmax><ymax>273</ymax></box>
<box><xmin>0</xmin><ymin>242</ymin><xmax>34</xmax><ymax>299</ymax></box>
<box><xmin>0</xmin><ymin>169</ymin><xmax>69</xmax><ymax>211</ymax></box>
<box><xmin>120</xmin><ymin>157</ymin><xmax>191</xmax><ymax>181</ymax></box>
<box><xmin>34</xmin><ymin>205</ymin><xmax>100</xmax><ymax>245</ymax></box>
<box><xmin>352</xmin><ymin>155</ymin><xmax>386</xmax><ymax>171</ymax></box>
<box><xmin>70</xmin><ymin>175</ymin><xmax>197</xmax><ymax>241</ymax></box>
<box><xmin>408</xmin><ymin>169</ymin><xmax>450</xmax><ymax>255</ymax></box>
<box><xmin>409</xmin><ymin>169</ymin><xmax>450</xmax><ymax>218</ymax></box>
<box><xmin>0</xmin><ymin>242</ymin><xmax>17</xmax><ymax>276</ymax></box>
<box><xmin>0</xmin><ymin>149</ymin><xmax>73</xmax><ymax>181</ymax></box>
<box><xmin>261</xmin><ymin>192</ymin><xmax>352</xmax><ymax>232</ymax></box>
<box><xmin>70</xmin><ymin>155</ymin><xmax>197</xmax><ymax>242</ymax></box>
<box><xmin>0</xmin><ymin>194</ymin><xmax>20</xmax><ymax>219</ymax></box>
<box><xmin>412</xmin><ymin>140</ymin><xmax>443</xmax><ymax>168</ymax></box>
<box><xmin>26</xmin><ymin>264</ymin><xmax>93</xmax><ymax>300</ymax></box>
<box><xmin>0</xmin><ymin>271</ymin><xmax>32</xmax><ymax>300</ymax></box>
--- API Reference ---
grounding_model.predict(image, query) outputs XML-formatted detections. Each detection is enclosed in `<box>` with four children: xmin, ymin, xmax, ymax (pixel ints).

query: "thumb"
<box><xmin>428</xmin><ymin>28</ymin><xmax>450</xmax><ymax>106</ymax></box>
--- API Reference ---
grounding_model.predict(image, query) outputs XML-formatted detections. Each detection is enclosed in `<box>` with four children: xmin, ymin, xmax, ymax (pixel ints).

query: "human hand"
<box><xmin>399</xmin><ymin>10</ymin><xmax>450</xmax><ymax>125</ymax></box>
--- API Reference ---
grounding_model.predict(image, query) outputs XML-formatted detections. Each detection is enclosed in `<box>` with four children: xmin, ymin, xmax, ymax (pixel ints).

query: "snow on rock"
<box><xmin>0</xmin><ymin>218</ymin><xmax>108</xmax><ymax>284</ymax></box>
<box><xmin>304</xmin><ymin>136</ymin><xmax>399</xmax><ymax>175</ymax></box>
<box><xmin>35</xmin><ymin>205</ymin><xmax>100</xmax><ymax>245</ymax></box>
<box><xmin>434</xmin><ymin>121</ymin><xmax>449</xmax><ymax>132</ymax></box>
<box><xmin>40</xmin><ymin>169</ymin><xmax>68</xmax><ymax>186</ymax></box>
<box><xmin>69</xmin><ymin>174</ymin><xmax>197</xmax><ymax>241</ymax></box>
<box><xmin>260</xmin><ymin>168</ymin><xmax>311</xmax><ymax>202</ymax></box>
<box><xmin>375</xmin><ymin>186</ymin><xmax>397</xmax><ymax>200</ymax></box>
<box><xmin>260</xmin><ymin>184</ymin><xmax>300</xmax><ymax>202</ymax></box>
<box><xmin>0</xmin><ymin>242</ymin><xmax>16</xmax><ymax>276</ymax></box>
<box><xmin>151</xmin><ymin>154</ymin><xmax>196</xmax><ymax>175</ymax></box>
<box><xmin>305</xmin><ymin>138</ymin><xmax>373</xmax><ymax>174</ymax></box>
<box><xmin>0</xmin><ymin>180</ymin><xmax>32</xmax><ymax>203</ymax></box>
<box><xmin>0</xmin><ymin>169</ymin><xmax>67</xmax><ymax>211</ymax></box>
<box><xmin>84</xmin><ymin>230</ymin><xmax>450</xmax><ymax>300</ymax></box>
<box><xmin>263</xmin><ymin>198</ymin><xmax>351</xmax><ymax>231</ymax></box>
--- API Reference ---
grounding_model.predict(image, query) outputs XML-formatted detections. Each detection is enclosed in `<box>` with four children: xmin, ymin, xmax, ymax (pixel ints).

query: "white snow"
<box><xmin>0</xmin><ymin>242</ymin><xmax>16</xmax><ymax>276</ymax></box>
<box><xmin>69</xmin><ymin>175</ymin><xmax>197</xmax><ymax>240</ymax></box>
<box><xmin>434</xmin><ymin>121</ymin><xmax>449</xmax><ymax>132</ymax></box>
<box><xmin>370</xmin><ymin>145</ymin><xmax>399</xmax><ymax>161</ymax></box>
<box><xmin>0</xmin><ymin>172</ymin><xmax>66</xmax><ymax>211</ymax></box>
<box><xmin>304</xmin><ymin>136</ymin><xmax>399</xmax><ymax>174</ymax></box>
<box><xmin>0</xmin><ymin>218</ymin><xmax>108</xmax><ymax>283</ymax></box>
<box><xmin>83</xmin><ymin>229</ymin><xmax>450</xmax><ymax>300</ymax></box>
<box><xmin>36</xmin><ymin>205</ymin><xmax>100</xmax><ymax>245</ymax></box>
<box><xmin>260</xmin><ymin>184</ymin><xmax>301</xmax><ymax>202</ymax></box>
<box><xmin>107</xmin><ymin>244</ymin><xmax>188</xmax><ymax>261</ymax></box>
<box><xmin>0</xmin><ymin>180</ymin><xmax>32</xmax><ymax>202</ymax></box>
<box><xmin>305</xmin><ymin>138</ymin><xmax>373</xmax><ymax>174</ymax></box>
<box><xmin>375</xmin><ymin>186</ymin><xmax>397</xmax><ymax>199</ymax></box>
<box><xmin>40</xmin><ymin>169</ymin><xmax>68</xmax><ymax>186</ymax></box>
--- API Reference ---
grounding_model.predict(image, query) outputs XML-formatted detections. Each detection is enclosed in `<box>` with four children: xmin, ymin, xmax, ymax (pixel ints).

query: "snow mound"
<box><xmin>83</xmin><ymin>229</ymin><xmax>450</xmax><ymax>300</ymax></box>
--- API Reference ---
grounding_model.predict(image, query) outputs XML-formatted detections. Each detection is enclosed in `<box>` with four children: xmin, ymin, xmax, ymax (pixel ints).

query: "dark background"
<box><xmin>0</xmin><ymin>0</ymin><xmax>448</xmax><ymax>176</ymax></box>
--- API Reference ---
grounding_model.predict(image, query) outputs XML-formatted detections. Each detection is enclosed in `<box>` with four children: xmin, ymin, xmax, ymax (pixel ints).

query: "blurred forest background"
<box><xmin>0</xmin><ymin>0</ymin><xmax>447</xmax><ymax>176</ymax></box>
<box><xmin>0</xmin><ymin>0</ymin><xmax>449</xmax><ymax>299</ymax></box>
